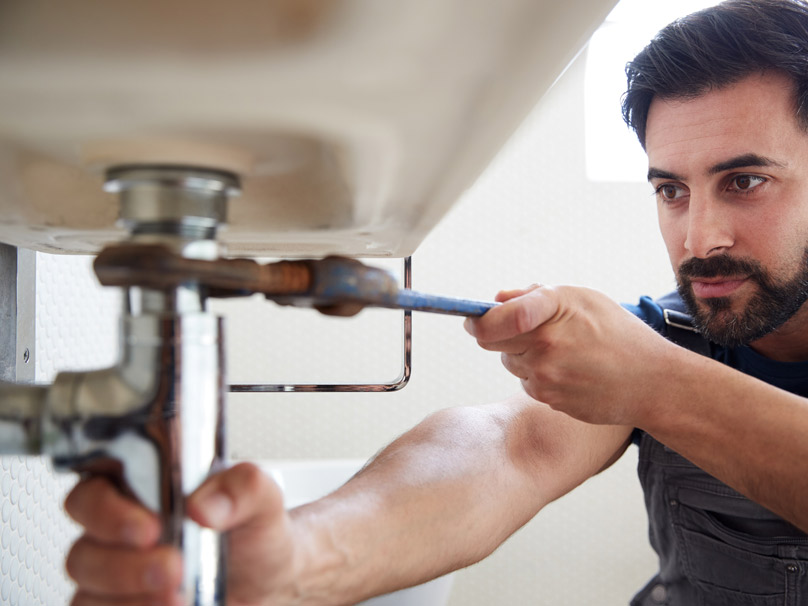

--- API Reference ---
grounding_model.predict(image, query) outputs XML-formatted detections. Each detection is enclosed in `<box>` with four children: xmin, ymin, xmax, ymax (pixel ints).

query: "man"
<box><xmin>64</xmin><ymin>1</ymin><xmax>808</xmax><ymax>604</ymax></box>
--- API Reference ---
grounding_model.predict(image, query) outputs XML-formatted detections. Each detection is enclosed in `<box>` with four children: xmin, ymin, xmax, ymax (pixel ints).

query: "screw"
<box><xmin>22</xmin><ymin>348</ymin><xmax>30</xmax><ymax>364</ymax></box>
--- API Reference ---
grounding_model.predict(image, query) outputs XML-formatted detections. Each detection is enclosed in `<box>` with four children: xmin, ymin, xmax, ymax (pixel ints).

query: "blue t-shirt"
<box><xmin>624</xmin><ymin>295</ymin><xmax>808</xmax><ymax>398</ymax></box>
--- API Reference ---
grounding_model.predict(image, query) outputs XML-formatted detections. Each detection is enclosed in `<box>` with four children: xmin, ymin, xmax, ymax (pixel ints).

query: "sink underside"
<box><xmin>0</xmin><ymin>0</ymin><xmax>616</xmax><ymax>257</ymax></box>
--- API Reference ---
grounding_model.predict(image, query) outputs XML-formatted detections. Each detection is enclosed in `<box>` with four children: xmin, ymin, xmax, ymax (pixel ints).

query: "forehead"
<box><xmin>645</xmin><ymin>72</ymin><xmax>804</xmax><ymax>174</ymax></box>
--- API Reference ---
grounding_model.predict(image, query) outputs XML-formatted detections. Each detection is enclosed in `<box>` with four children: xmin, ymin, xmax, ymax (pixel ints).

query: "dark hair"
<box><xmin>622</xmin><ymin>0</ymin><xmax>808</xmax><ymax>148</ymax></box>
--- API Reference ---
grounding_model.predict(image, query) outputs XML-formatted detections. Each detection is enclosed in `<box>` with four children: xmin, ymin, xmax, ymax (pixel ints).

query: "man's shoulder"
<box><xmin>621</xmin><ymin>294</ymin><xmax>668</xmax><ymax>334</ymax></box>
<box><xmin>653</xmin><ymin>291</ymin><xmax>688</xmax><ymax>313</ymax></box>
<box><xmin>623</xmin><ymin>291</ymin><xmax>711</xmax><ymax>356</ymax></box>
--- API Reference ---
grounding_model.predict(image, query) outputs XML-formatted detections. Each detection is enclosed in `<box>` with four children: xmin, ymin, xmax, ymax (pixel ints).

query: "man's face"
<box><xmin>645</xmin><ymin>72</ymin><xmax>808</xmax><ymax>350</ymax></box>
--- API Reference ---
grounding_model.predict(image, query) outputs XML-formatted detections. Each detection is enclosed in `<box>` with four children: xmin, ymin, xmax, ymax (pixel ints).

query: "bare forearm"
<box><xmin>287</xmin><ymin>404</ymin><xmax>540</xmax><ymax>604</ymax></box>
<box><xmin>61</xmin><ymin>386</ymin><xmax>630</xmax><ymax>606</ymax></box>
<box><xmin>640</xmin><ymin>347</ymin><xmax>808</xmax><ymax>532</ymax></box>
<box><xmin>287</xmin><ymin>399</ymin><xmax>627</xmax><ymax>605</ymax></box>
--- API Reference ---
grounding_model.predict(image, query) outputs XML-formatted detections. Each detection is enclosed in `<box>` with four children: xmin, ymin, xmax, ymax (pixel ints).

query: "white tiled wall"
<box><xmin>0</xmin><ymin>47</ymin><xmax>668</xmax><ymax>605</ymax></box>
<box><xmin>224</xmin><ymin>51</ymin><xmax>668</xmax><ymax>605</ymax></box>
<box><xmin>0</xmin><ymin>252</ymin><xmax>120</xmax><ymax>606</ymax></box>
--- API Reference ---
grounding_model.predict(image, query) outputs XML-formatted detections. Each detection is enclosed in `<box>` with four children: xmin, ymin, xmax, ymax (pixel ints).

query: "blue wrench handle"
<box><xmin>394</xmin><ymin>290</ymin><xmax>498</xmax><ymax>316</ymax></box>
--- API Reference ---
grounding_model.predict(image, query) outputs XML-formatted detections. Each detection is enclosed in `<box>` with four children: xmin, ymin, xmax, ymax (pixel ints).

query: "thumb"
<box><xmin>494</xmin><ymin>283</ymin><xmax>542</xmax><ymax>303</ymax></box>
<box><xmin>467</xmin><ymin>285</ymin><xmax>559</xmax><ymax>342</ymax></box>
<box><xmin>187</xmin><ymin>462</ymin><xmax>285</xmax><ymax>531</ymax></box>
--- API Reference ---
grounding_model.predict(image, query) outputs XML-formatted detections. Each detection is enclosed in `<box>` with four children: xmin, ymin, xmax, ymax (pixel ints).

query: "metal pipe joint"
<box><xmin>0</xmin><ymin>165</ymin><xmax>238</xmax><ymax>605</ymax></box>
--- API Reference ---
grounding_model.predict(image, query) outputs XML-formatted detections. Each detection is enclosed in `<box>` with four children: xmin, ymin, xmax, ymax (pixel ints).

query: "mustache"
<box><xmin>678</xmin><ymin>254</ymin><xmax>764</xmax><ymax>281</ymax></box>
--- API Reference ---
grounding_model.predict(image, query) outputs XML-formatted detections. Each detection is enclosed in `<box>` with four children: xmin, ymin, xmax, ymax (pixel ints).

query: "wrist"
<box><xmin>632</xmin><ymin>338</ymin><xmax>704</xmax><ymax>435</ymax></box>
<box><xmin>287</xmin><ymin>502</ymin><xmax>358</xmax><ymax>606</ymax></box>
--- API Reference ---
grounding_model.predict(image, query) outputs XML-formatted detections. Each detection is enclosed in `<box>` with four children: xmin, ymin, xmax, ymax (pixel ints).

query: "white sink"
<box><xmin>261</xmin><ymin>459</ymin><xmax>454</xmax><ymax>606</ymax></box>
<box><xmin>0</xmin><ymin>0</ymin><xmax>616</xmax><ymax>257</ymax></box>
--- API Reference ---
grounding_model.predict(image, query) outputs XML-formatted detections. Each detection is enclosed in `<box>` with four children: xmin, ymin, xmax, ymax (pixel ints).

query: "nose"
<box><xmin>683</xmin><ymin>194</ymin><xmax>734</xmax><ymax>258</ymax></box>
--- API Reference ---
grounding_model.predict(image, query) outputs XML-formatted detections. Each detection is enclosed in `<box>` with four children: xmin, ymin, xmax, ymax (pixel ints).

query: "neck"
<box><xmin>750</xmin><ymin>307</ymin><xmax>808</xmax><ymax>362</ymax></box>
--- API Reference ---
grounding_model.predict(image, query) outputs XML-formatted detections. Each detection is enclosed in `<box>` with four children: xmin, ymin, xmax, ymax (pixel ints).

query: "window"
<box><xmin>584</xmin><ymin>0</ymin><xmax>721</xmax><ymax>182</ymax></box>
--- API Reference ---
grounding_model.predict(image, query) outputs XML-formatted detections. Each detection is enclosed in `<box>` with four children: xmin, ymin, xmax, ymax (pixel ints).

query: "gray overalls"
<box><xmin>631</xmin><ymin>296</ymin><xmax>808</xmax><ymax>605</ymax></box>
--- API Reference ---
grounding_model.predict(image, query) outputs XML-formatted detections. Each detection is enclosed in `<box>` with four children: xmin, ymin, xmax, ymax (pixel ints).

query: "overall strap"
<box><xmin>655</xmin><ymin>291</ymin><xmax>711</xmax><ymax>357</ymax></box>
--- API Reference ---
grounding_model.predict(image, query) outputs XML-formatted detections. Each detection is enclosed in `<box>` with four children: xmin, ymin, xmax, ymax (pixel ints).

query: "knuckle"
<box><xmin>500</xmin><ymin>353</ymin><xmax>521</xmax><ymax>377</ymax></box>
<box><xmin>511</xmin><ymin>304</ymin><xmax>538</xmax><ymax>335</ymax></box>
<box><xmin>224</xmin><ymin>462</ymin><xmax>284</xmax><ymax>515</ymax></box>
<box><xmin>477</xmin><ymin>338</ymin><xmax>498</xmax><ymax>352</ymax></box>
<box><xmin>65</xmin><ymin>538</ymin><xmax>94</xmax><ymax>584</ymax></box>
<box><xmin>63</xmin><ymin>478</ymin><xmax>100</xmax><ymax>522</ymax></box>
<box><xmin>66</xmin><ymin>477</ymin><xmax>126</xmax><ymax>525</ymax></box>
<box><xmin>230</xmin><ymin>461</ymin><xmax>266</xmax><ymax>495</ymax></box>
<box><xmin>539</xmin><ymin>331</ymin><xmax>560</xmax><ymax>352</ymax></box>
<box><xmin>64</xmin><ymin>547</ymin><xmax>81</xmax><ymax>582</ymax></box>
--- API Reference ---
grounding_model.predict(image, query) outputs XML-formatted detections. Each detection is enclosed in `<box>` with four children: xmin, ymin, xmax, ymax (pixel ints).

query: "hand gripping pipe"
<box><xmin>0</xmin><ymin>166</ymin><xmax>237</xmax><ymax>605</ymax></box>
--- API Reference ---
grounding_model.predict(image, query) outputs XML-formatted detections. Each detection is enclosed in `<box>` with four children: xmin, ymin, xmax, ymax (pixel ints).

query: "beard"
<box><xmin>676</xmin><ymin>248</ymin><xmax>808</xmax><ymax>348</ymax></box>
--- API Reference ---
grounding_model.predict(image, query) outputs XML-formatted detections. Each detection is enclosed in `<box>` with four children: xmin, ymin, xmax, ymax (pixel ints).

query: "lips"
<box><xmin>690</xmin><ymin>277</ymin><xmax>749</xmax><ymax>298</ymax></box>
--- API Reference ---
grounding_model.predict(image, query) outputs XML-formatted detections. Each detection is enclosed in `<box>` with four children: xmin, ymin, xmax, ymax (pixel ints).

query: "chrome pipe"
<box><xmin>49</xmin><ymin>311</ymin><xmax>227</xmax><ymax>605</ymax></box>
<box><xmin>0</xmin><ymin>308</ymin><xmax>227</xmax><ymax>605</ymax></box>
<box><xmin>0</xmin><ymin>166</ymin><xmax>237</xmax><ymax>605</ymax></box>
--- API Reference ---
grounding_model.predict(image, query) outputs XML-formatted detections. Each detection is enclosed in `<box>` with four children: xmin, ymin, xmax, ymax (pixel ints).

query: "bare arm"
<box><xmin>467</xmin><ymin>284</ymin><xmax>808</xmax><ymax>533</ymax></box>
<box><xmin>639</xmin><ymin>346</ymin><xmax>808</xmax><ymax>532</ymax></box>
<box><xmin>65</xmin><ymin>394</ymin><xmax>631</xmax><ymax>606</ymax></box>
<box><xmin>286</xmin><ymin>395</ymin><xmax>632</xmax><ymax>603</ymax></box>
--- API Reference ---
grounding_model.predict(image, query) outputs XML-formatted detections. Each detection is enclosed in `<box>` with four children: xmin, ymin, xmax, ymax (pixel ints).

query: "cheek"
<box><xmin>657</xmin><ymin>208</ymin><xmax>686</xmax><ymax>265</ymax></box>
<box><xmin>747</xmin><ymin>211</ymin><xmax>805</xmax><ymax>265</ymax></box>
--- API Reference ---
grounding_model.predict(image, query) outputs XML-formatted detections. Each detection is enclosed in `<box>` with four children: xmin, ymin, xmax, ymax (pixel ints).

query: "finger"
<box><xmin>66</xmin><ymin>536</ymin><xmax>182</xmax><ymax>596</ymax></box>
<box><xmin>464</xmin><ymin>285</ymin><xmax>542</xmax><ymax>335</ymax></box>
<box><xmin>494</xmin><ymin>284</ymin><xmax>542</xmax><ymax>303</ymax></box>
<box><xmin>500</xmin><ymin>352</ymin><xmax>531</xmax><ymax>380</ymax></box>
<box><xmin>64</xmin><ymin>477</ymin><xmax>161</xmax><ymax>548</ymax></box>
<box><xmin>71</xmin><ymin>589</ymin><xmax>185</xmax><ymax>606</ymax></box>
<box><xmin>466</xmin><ymin>287</ymin><xmax>558</xmax><ymax>342</ymax></box>
<box><xmin>473</xmin><ymin>333</ymin><xmax>533</xmax><ymax>354</ymax></box>
<box><xmin>187</xmin><ymin>462</ymin><xmax>285</xmax><ymax>532</ymax></box>
<box><xmin>497</xmin><ymin>354</ymin><xmax>540</xmax><ymax>402</ymax></box>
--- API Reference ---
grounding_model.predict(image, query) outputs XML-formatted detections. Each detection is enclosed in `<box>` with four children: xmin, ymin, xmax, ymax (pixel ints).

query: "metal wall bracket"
<box><xmin>0</xmin><ymin>244</ymin><xmax>35</xmax><ymax>383</ymax></box>
<box><xmin>229</xmin><ymin>257</ymin><xmax>412</xmax><ymax>393</ymax></box>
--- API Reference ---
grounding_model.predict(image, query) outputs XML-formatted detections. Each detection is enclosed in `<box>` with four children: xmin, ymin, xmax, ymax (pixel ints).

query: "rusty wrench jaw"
<box><xmin>94</xmin><ymin>244</ymin><xmax>497</xmax><ymax>317</ymax></box>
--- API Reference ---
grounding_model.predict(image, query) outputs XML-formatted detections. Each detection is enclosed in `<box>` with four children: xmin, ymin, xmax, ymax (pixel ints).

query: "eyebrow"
<box><xmin>647</xmin><ymin>167</ymin><xmax>681</xmax><ymax>182</ymax></box>
<box><xmin>707</xmin><ymin>153</ymin><xmax>786</xmax><ymax>175</ymax></box>
<box><xmin>647</xmin><ymin>153</ymin><xmax>787</xmax><ymax>182</ymax></box>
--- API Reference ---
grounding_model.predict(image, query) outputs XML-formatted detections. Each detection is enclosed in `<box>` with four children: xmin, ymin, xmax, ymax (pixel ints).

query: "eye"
<box><xmin>728</xmin><ymin>174</ymin><xmax>766</xmax><ymax>192</ymax></box>
<box><xmin>653</xmin><ymin>182</ymin><xmax>688</xmax><ymax>202</ymax></box>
